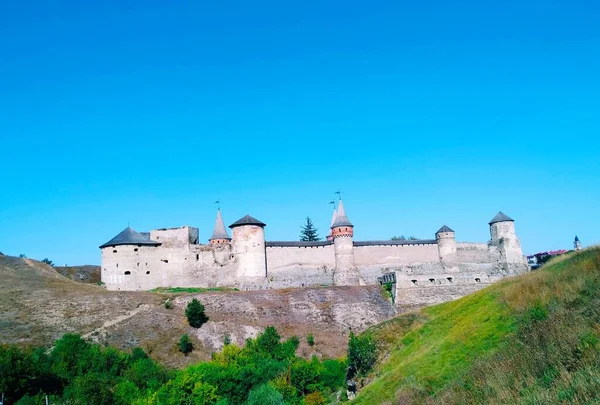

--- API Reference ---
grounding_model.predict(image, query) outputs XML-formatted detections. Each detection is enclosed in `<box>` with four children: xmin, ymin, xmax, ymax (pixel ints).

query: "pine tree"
<box><xmin>300</xmin><ymin>217</ymin><xmax>320</xmax><ymax>241</ymax></box>
<box><xmin>185</xmin><ymin>299</ymin><xmax>209</xmax><ymax>328</ymax></box>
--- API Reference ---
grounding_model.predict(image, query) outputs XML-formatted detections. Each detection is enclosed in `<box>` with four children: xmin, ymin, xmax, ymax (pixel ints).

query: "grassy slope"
<box><xmin>354</xmin><ymin>247</ymin><xmax>600</xmax><ymax>404</ymax></box>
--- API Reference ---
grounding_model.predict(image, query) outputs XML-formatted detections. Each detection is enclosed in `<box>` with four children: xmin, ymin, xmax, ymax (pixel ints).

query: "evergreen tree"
<box><xmin>178</xmin><ymin>334</ymin><xmax>193</xmax><ymax>355</ymax></box>
<box><xmin>300</xmin><ymin>217</ymin><xmax>320</xmax><ymax>241</ymax></box>
<box><xmin>185</xmin><ymin>299</ymin><xmax>209</xmax><ymax>328</ymax></box>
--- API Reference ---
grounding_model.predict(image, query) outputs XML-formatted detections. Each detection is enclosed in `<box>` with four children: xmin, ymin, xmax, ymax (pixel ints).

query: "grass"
<box><xmin>353</xmin><ymin>247</ymin><xmax>600</xmax><ymax>404</ymax></box>
<box><xmin>149</xmin><ymin>286</ymin><xmax>239</xmax><ymax>294</ymax></box>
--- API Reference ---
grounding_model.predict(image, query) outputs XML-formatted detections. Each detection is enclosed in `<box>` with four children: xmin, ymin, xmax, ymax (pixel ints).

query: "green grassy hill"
<box><xmin>353</xmin><ymin>247</ymin><xmax>600</xmax><ymax>404</ymax></box>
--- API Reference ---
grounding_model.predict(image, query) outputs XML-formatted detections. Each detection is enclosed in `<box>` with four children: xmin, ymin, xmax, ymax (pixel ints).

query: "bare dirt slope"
<box><xmin>0</xmin><ymin>256</ymin><xmax>396</xmax><ymax>367</ymax></box>
<box><xmin>53</xmin><ymin>264</ymin><xmax>101</xmax><ymax>284</ymax></box>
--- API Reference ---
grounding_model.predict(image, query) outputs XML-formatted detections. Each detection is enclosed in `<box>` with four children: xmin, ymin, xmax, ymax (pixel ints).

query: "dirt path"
<box><xmin>82</xmin><ymin>304</ymin><xmax>152</xmax><ymax>340</ymax></box>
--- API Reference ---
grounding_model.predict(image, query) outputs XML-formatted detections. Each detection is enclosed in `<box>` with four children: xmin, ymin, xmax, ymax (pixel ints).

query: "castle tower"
<box><xmin>574</xmin><ymin>235</ymin><xmax>581</xmax><ymax>251</ymax></box>
<box><xmin>331</xmin><ymin>199</ymin><xmax>359</xmax><ymax>285</ymax></box>
<box><xmin>326</xmin><ymin>207</ymin><xmax>337</xmax><ymax>241</ymax></box>
<box><xmin>230</xmin><ymin>215</ymin><xmax>267</xmax><ymax>288</ymax></box>
<box><xmin>489</xmin><ymin>211</ymin><xmax>527</xmax><ymax>272</ymax></box>
<box><xmin>209</xmin><ymin>209</ymin><xmax>231</xmax><ymax>245</ymax></box>
<box><xmin>436</xmin><ymin>225</ymin><xmax>456</xmax><ymax>262</ymax></box>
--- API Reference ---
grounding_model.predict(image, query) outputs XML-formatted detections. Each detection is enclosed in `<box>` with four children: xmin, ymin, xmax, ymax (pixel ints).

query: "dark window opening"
<box><xmin>124</xmin><ymin>271</ymin><xmax>131</xmax><ymax>275</ymax></box>
<box><xmin>411</xmin><ymin>279</ymin><xmax>418</xmax><ymax>285</ymax></box>
<box><xmin>429</xmin><ymin>278</ymin><xmax>435</xmax><ymax>283</ymax></box>
<box><xmin>116</xmin><ymin>263</ymin><xmax>118</xmax><ymax>268</ymax></box>
<box><xmin>475</xmin><ymin>278</ymin><xmax>481</xmax><ymax>283</ymax></box>
<box><xmin>113</xmin><ymin>250</ymin><xmax>117</xmax><ymax>253</ymax></box>
<box><xmin>161</xmin><ymin>259</ymin><xmax>168</xmax><ymax>263</ymax></box>
<box><xmin>134</xmin><ymin>248</ymin><xmax>138</xmax><ymax>252</ymax></box>
<box><xmin>137</xmin><ymin>263</ymin><xmax>139</xmax><ymax>266</ymax></box>
<box><xmin>230</xmin><ymin>254</ymin><xmax>234</xmax><ymax>259</ymax></box>
<box><xmin>146</xmin><ymin>271</ymin><xmax>150</xmax><ymax>275</ymax></box>
<box><xmin>447</xmin><ymin>277</ymin><xmax>453</xmax><ymax>283</ymax></box>
<box><xmin>196</xmin><ymin>254</ymin><xmax>199</xmax><ymax>261</ymax></box>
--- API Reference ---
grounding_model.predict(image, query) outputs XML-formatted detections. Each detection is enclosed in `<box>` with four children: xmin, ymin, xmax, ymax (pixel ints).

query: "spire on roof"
<box><xmin>210</xmin><ymin>209</ymin><xmax>231</xmax><ymax>241</ymax></box>
<box><xmin>330</xmin><ymin>207</ymin><xmax>338</xmax><ymax>228</ymax></box>
<box><xmin>489</xmin><ymin>211</ymin><xmax>515</xmax><ymax>225</ymax></box>
<box><xmin>436</xmin><ymin>225</ymin><xmax>455</xmax><ymax>234</ymax></box>
<box><xmin>331</xmin><ymin>199</ymin><xmax>353</xmax><ymax>228</ymax></box>
<box><xmin>575</xmin><ymin>235</ymin><xmax>580</xmax><ymax>242</ymax></box>
<box><xmin>99</xmin><ymin>226</ymin><xmax>161</xmax><ymax>249</ymax></box>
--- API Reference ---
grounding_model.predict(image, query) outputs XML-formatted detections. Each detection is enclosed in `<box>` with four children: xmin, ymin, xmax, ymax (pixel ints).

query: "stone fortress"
<box><xmin>100</xmin><ymin>200</ymin><xmax>529</xmax><ymax>307</ymax></box>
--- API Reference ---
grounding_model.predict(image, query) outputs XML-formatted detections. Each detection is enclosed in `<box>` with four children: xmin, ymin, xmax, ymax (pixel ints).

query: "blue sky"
<box><xmin>1</xmin><ymin>1</ymin><xmax>599</xmax><ymax>265</ymax></box>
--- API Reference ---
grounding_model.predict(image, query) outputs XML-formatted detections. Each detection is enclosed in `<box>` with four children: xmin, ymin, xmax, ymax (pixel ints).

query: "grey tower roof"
<box><xmin>575</xmin><ymin>235</ymin><xmax>580</xmax><ymax>242</ymax></box>
<box><xmin>489</xmin><ymin>211</ymin><xmax>515</xmax><ymax>225</ymax></box>
<box><xmin>436</xmin><ymin>225</ymin><xmax>455</xmax><ymax>234</ymax></box>
<box><xmin>210</xmin><ymin>209</ymin><xmax>231</xmax><ymax>240</ymax></box>
<box><xmin>331</xmin><ymin>199</ymin><xmax>354</xmax><ymax>228</ymax></box>
<box><xmin>229</xmin><ymin>215</ymin><xmax>266</xmax><ymax>229</ymax></box>
<box><xmin>99</xmin><ymin>227</ymin><xmax>161</xmax><ymax>248</ymax></box>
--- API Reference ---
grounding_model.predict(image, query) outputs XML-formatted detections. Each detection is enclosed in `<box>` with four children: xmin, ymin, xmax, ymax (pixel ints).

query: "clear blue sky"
<box><xmin>1</xmin><ymin>1</ymin><xmax>599</xmax><ymax>265</ymax></box>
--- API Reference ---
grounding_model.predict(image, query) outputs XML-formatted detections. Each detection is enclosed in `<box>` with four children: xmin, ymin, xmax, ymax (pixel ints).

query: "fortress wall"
<box><xmin>354</xmin><ymin>244</ymin><xmax>439</xmax><ymax>266</ymax></box>
<box><xmin>101</xmin><ymin>245</ymin><xmax>164</xmax><ymax>291</ymax></box>
<box><xmin>150</xmin><ymin>226</ymin><xmax>199</xmax><ymax>247</ymax></box>
<box><xmin>265</xmin><ymin>245</ymin><xmax>335</xmax><ymax>288</ymax></box>
<box><xmin>394</xmin><ymin>265</ymin><xmax>505</xmax><ymax>308</ymax></box>
<box><xmin>455</xmin><ymin>242</ymin><xmax>498</xmax><ymax>263</ymax></box>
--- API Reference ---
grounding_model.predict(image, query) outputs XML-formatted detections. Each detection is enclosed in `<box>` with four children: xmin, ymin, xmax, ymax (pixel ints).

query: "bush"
<box><xmin>304</xmin><ymin>391</ymin><xmax>327</xmax><ymax>405</ymax></box>
<box><xmin>245</xmin><ymin>384</ymin><xmax>285</xmax><ymax>405</ymax></box>
<box><xmin>307</xmin><ymin>333</ymin><xmax>315</xmax><ymax>347</ymax></box>
<box><xmin>347</xmin><ymin>332</ymin><xmax>377</xmax><ymax>378</ymax></box>
<box><xmin>185</xmin><ymin>299</ymin><xmax>209</xmax><ymax>328</ymax></box>
<box><xmin>164</xmin><ymin>299</ymin><xmax>173</xmax><ymax>309</ymax></box>
<box><xmin>223</xmin><ymin>334</ymin><xmax>231</xmax><ymax>345</ymax></box>
<box><xmin>178</xmin><ymin>334</ymin><xmax>193</xmax><ymax>355</ymax></box>
<box><xmin>41</xmin><ymin>258</ymin><xmax>54</xmax><ymax>266</ymax></box>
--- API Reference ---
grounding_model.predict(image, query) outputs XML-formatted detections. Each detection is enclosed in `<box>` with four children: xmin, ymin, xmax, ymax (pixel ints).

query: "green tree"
<box><xmin>41</xmin><ymin>258</ymin><xmax>54</xmax><ymax>266</ymax></box>
<box><xmin>300</xmin><ymin>217</ymin><xmax>320</xmax><ymax>241</ymax></box>
<box><xmin>307</xmin><ymin>333</ymin><xmax>315</xmax><ymax>347</ymax></box>
<box><xmin>391</xmin><ymin>235</ymin><xmax>407</xmax><ymax>241</ymax></box>
<box><xmin>347</xmin><ymin>332</ymin><xmax>377</xmax><ymax>378</ymax></box>
<box><xmin>178</xmin><ymin>334</ymin><xmax>193</xmax><ymax>355</ymax></box>
<box><xmin>185</xmin><ymin>299</ymin><xmax>209</xmax><ymax>328</ymax></box>
<box><xmin>244</xmin><ymin>384</ymin><xmax>285</xmax><ymax>405</ymax></box>
<box><xmin>19</xmin><ymin>253</ymin><xmax>26</xmax><ymax>258</ymax></box>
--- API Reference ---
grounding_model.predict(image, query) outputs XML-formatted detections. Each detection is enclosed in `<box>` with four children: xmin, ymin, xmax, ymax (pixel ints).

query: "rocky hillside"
<box><xmin>53</xmin><ymin>264</ymin><xmax>101</xmax><ymax>284</ymax></box>
<box><xmin>352</xmin><ymin>247</ymin><xmax>600</xmax><ymax>404</ymax></box>
<box><xmin>0</xmin><ymin>255</ymin><xmax>395</xmax><ymax>368</ymax></box>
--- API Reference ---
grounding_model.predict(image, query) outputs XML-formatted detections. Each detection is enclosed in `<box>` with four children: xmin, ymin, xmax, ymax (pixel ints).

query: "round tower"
<box><xmin>489</xmin><ymin>211</ymin><xmax>527</xmax><ymax>271</ymax></box>
<box><xmin>209</xmin><ymin>209</ymin><xmax>231</xmax><ymax>245</ymax></box>
<box><xmin>574</xmin><ymin>235</ymin><xmax>581</xmax><ymax>251</ymax></box>
<box><xmin>435</xmin><ymin>225</ymin><xmax>456</xmax><ymax>261</ymax></box>
<box><xmin>230</xmin><ymin>215</ymin><xmax>267</xmax><ymax>287</ymax></box>
<box><xmin>489</xmin><ymin>211</ymin><xmax>516</xmax><ymax>244</ymax></box>
<box><xmin>331</xmin><ymin>199</ymin><xmax>359</xmax><ymax>285</ymax></box>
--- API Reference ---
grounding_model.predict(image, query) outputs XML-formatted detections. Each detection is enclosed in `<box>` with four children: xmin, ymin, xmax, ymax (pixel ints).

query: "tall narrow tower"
<box><xmin>331</xmin><ymin>199</ymin><xmax>359</xmax><ymax>285</ymax></box>
<box><xmin>574</xmin><ymin>235</ymin><xmax>581</xmax><ymax>251</ymax></box>
<box><xmin>230</xmin><ymin>215</ymin><xmax>267</xmax><ymax>288</ymax></box>
<box><xmin>489</xmin><ymin>211</ymin><xmax>528</xmax><ymax>273</ymax></box>
<box><xmin>326</xmin><ymin>207</ymin><xmax>337</xmax><ymax>241</ymax></box>
<box><xmin>436</xmin><ymin>225</ymin><xmax>456</xmax><ymax>262</ymax></box>
<box><xmin>209</xmin><ymin>209</ymin><xmax>231</xmax><ymax>245</ymax></box>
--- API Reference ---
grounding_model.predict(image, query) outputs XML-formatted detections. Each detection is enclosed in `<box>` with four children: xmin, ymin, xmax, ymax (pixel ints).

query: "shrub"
<box><xmin>245</xmin><ymin>384</ymin><xmax>285</xmax><ymax>405</ymax></box>
<box><xmin>223</xmin><ymin>334</ymin><xmax>231</xmax><ymax>345</ymax></box>
<box><xmin>307</xmin><ymin>333</ymin><xmax>315</xmax><ymax>347</ymax></box>
<box><xmin>164</xmin><ymin>299</ymin><xmax>173</xmax><ymax>309</ymax></box>
<box><xmin>41</xmin><ymin>258</ymin><xmax>54</xmax><ymax>266</ymax></box>
<box><xmin>304</xmin><ymin>391</ymin><xmax>327</xmax><ymax>405</ymax></box>
<box><xmin>185</xmin><ymin>299</ymin><xmax>209</xmax><ymax>328</ymax></box>
<box><xmin>178</xmin><ymin>334</ymin><xmax>193</xmax><ymax>355</ymax></box>
<box><xmin>19</xmin><ymin>253</ymin><xmax>26</xmax><ymax>258</ymax></box>
<box><xmin>347</xmin><ymin>332</ymin><xmax>377</xmax><ymax>378</ymax></box>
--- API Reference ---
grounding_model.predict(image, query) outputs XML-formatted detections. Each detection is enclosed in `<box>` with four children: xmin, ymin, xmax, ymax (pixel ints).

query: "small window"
<box><xmin>116</xmin><ymin>263</ymin><xmax>118</xmax><ymax>268</ymax></box>
<box><xmin>134</xmin><ymin>248</ymin><xmax>138</xmax><ymax>252</ymax></box>
<box><xmin>196</xmin><ymin>254</ymin><xmax>199</xmax><ymax>261</ymax></box>
<box><xmin>230</xmin><ymin>254</ymin><xmax>234</xmax><ymax>259</ymax></box>
<box><xmin>161</xmin><ymin>259</ymin><xmax>168</xmax><ymax>263</ymax></box>
<box><xmin>137</xmin><ymin>263</ymin><xmax>139</xmax><ymax>266</ymax></box>
<box><xmin>429</xmin><ymin>278</ymin><xmax>435</xmax><ymax>283</ymax></box>
<box><xmin>146</xmin><ymin>271</ymin><xmax>150</xmax><ymax>275</ymax></box>
<box><xmin>475</xmin><ymin>278</ymin><xmax>481</xmax><ymax>283</ymax></box>
<box><xmin>411</xmin><ymin>279</ymin><xmax>418</xmax><ymax>285</ymax></box>
<box><xmin>124</xmin><ymin>271</ymin><xmax>131</xmax><ymax>275</ymax></box>
<box><xmin>447</xmin><ymin>277</ymin><xmax>453</xmax><ymax>283</ymax></box>
<box><xmin>113</xmin><ymin>250</ymin><xmax>117</xmax><ymax>253</ymax></box>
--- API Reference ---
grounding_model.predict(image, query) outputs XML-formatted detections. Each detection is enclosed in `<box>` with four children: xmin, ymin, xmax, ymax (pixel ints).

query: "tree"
<box><xmin>42</xmin><ymin>258</ymin><xmax>54</xmax><ymax>267</ymax></box>
<box><xmin>306</xmin><ymin>333</ymin><xmax>315</xmax><ymax>347</ymax></box>
<box><xmin>300</xmin><ymin>217</ymin><xmax>320</xmax><ymax>241</ymax></box>
<box><xmin>185</xmin><ymin>299</ymin><xmax>209</xmax><ymax>328</ymax></box>
<box><xmin>347</xmin><ymin>332</ymin><xmax>377</xmax><ymax>378</ymax></box>
<box><xmin>178</xmin><ymin>334</ymin><xmax>193</xmax><ymax>355</ymax></box>
<box><xmin>391</xmin><ymin>235</ymin><xmax>418</xmax><ymax>241</ymax></box>
<box><xmin>19</xmin><ymin>253</ymin><xmax>27</xmax><ymax>258</ymax></box>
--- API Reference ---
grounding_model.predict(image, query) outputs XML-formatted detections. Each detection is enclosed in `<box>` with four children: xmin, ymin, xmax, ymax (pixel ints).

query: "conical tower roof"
<box><xmin>331</xmin><ymin>199</ymin><xmax>353</xmax><ymax>228</ymax></box>
<box><xmin>330</xmin><ymin>208</ymin><xmax>338</xmax><ymax>228</ymax></box>
<box><xmin>99</xmin><ymin>226</ymin><xmax>161</xmax><ymax>248</ymax></box>
<box><xmin>436</xmin><ymin>225</ymin><xmax>455</xmax><ymax>234</ymax></box>
<box><xmin>229</xmin><ymin>215</ymin><xmax>266</xmax><ymax>228</ymax></box>
<box><xmin>489</xmin><ymin>211</ymin><xmax>514</xmax><ymax>225</ymax></box>
<box><xmin>210</xmin><ymin>209</ymin><xmax>231</xmax><ymax>241</ymax></box>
